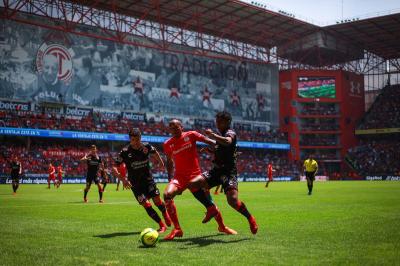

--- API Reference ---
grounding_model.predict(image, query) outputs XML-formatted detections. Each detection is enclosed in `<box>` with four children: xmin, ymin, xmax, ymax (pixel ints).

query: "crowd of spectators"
<box><xmin>346</xmin><ymin>138</ymin><xmax>400</xmax><ymax>175</ymax></box>
<box><xmin>358</xmin><ymin>85</ymin><xmax>400</xmax><ymax>129</ymax></box>
<box><xmin>0</xmin><ymin>110</ymin><xmax>288</xmax><ymax>143</ymax></box>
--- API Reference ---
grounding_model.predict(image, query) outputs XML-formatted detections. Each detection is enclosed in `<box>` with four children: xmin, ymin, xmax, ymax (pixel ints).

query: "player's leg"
<box><xmin>131</xmin><ymin>185</ymin><xmax>167</xmax><ymax>233</ymax></box>
<box><xmin>47</xmin><ymin>176</ymin><xmax>51</xmax><ymax>189</ymax></box>
<box><xmin>188</xmin><ymin>173</ymin><xmax>237</xmax><ymax>234</ymax></box>
<box><xmin>152</xmin><ymin>194</ymin><xmax>172</xmax><ymax>227</ymax></box>
<box><xmin>96</xmin><ymin>179</ymin><xmax>104</xmax><ymax>203</ymax></box>
<box><xmin>214</xmin><ymin>185</ymin><xmax>220</xmax><ymax>195</ymax></box>
<box><xmin>83</xmin><ymin>177</ymin><xmax>92</xmax><ymax>202</ymax></box>
<box><xmin>306</xmin><ymin>173</ymin><xmax>312</xmax><ymax>195</ymax></box>
<box><xmin>116</xmin><ymin>178</ymin><xmax>120</xmax><ymax>191</ymax></box>
<box><xmin>224</xmin><ymin>178</ymin><xmax>258</xmax><ymax>234</ymax></box>
<box><xmin>163</xmin><ymin>182</ymin><xmax>183</xmax><ymax>240</ymax></box>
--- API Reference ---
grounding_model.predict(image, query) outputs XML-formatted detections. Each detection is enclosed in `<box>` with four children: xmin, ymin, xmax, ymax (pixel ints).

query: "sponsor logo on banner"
<box><xmin>365</xmin><ymin>175</ymin><xmax>400</xmax><ymax>181</ymax></box>
<box><xmin>36</xmin><ymin>43</ymin><xmax>74</xmax><ymax>84</ymax></box>
<box><xmin>0</xmin><ymin>100</ymin><xmax>30</xmax><ymax>111</ymax></box>
<box><xmin>122</xmin><ymin>112</ymin><xmax>146</xmax><ymax>121</ymax></box>
<box><xmin>65</xmin><ymin>106</ymin><xmax>92</xmax><ymax>116</ymax></box>
<box><xmin>93</xmin><ymin>108</ymin><xmax>120</xmax><ymax>119</ymax></box>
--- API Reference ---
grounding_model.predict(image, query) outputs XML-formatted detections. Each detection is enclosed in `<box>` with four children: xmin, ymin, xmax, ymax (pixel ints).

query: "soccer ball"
<box><xmin>139</xmin><ymin>228</ymin><xmax>159</xmax><ymax>247</ymax></box>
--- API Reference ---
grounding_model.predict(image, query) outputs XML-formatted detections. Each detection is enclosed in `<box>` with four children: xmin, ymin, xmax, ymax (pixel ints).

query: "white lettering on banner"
<box><xmin>0</xmin><ymin>101</ymin><xmax>30</xmax><ymax>111</ymax></box>
<box><xmin>123</xmin><ymin>113</ymin><xmax>145</xmax><ymax>121</ymax></box>
<box><xmin>66</xmin><ymin>107</ymin><xmax>91</xmax><ymax>116</ymax></box>
<box><xmin>366</xmin><ymin>176</ymin><xmax>383</xmax><ymax>181</ymax></box>
<box><xmin>387</xmin><ymin>176</ymin><xmax>400</xmax><ymax>181</ymax></box>
<box><xmin>72</xmin><ymin>94</ymin><xmax>89</xmax><ymax>106</ymax></box>
<box><xmin>0</xmin><ymin>128</ymin><xmax>40</xmax><ymax>136</ymax></box>
<box><xmin>34</xmin><ymin>91</ymin><xmax>59</xmax><ymax>101</ymax></box>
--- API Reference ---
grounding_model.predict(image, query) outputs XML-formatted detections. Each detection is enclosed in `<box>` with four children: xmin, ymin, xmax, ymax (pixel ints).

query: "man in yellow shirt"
<box><xmin>303</xmin><ymin>154</ymin><xmax>318</xmax><ymax>195</ymax></box>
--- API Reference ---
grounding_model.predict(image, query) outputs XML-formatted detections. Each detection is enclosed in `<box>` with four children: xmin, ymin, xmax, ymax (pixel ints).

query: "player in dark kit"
<box><xmin>10</xmin><ymin>156</ymin><xmax>22</xmax><ymax>195</ymax></box>
<box><xmin>188</xmin><ymin>111</ymin><xmax>258</xmax><ymax>234</ymax></box>
<box><xmin>80</xmin><ymin>145</ymin><xmax>104</xmax><ymax>203</ymax></box>
<box><xmin>303</xmin><ymin>154</ymin><xmax>318</xmax><ymax>195</ymax></box>
<box><xmin>112</xmin><ymin>128</ymin><xmax>171</xmax><ymax>233</ymax></box>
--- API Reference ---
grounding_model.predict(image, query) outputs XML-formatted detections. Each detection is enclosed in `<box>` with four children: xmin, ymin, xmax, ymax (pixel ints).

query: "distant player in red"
<box><xmin>47</xmin><ymin>163</ymin><xmax>56</xmax><ymax>189</ymax></box>
<box><xmin>56</xmin><ymin>165</ymin><xmax>64</xmax><ymax>188</ymax></box>
<box><xmin>266</xmin><ymin>163</ymin><xmax>274</xmax><ymax>188</ymax></box>
<box><xmin>115</xmin><ymin>162</ymin><xmax>127</xmax><ymax>191</ymax></box>
<box><xmin>163</xmin><ymin>119</ymin><xmax>236</xmax><ymax>240</ymax></box>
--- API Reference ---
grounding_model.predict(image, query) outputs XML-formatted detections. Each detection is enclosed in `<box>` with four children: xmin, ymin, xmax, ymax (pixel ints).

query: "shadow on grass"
<box><xmin>94</xmin><ymin>231</ymin><xmax>141</xmax><ymax>238</ymax></box>
<box><xmin>160</xmin><ymin>233</ymin><xmax>251</xmax><ymax>248</ymax></box>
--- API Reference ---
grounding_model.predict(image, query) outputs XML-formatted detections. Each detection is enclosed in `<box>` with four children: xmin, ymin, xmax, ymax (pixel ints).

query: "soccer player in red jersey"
<box><xmin>115</xmin><ymin>162</ymin><xmax>127</xmax><ymax>191</ymax></box>
<box><xmin>266</xmin><ymin>163</ymin><xmax>274</xmax><ymax>188</ymax></box>
<box><xmin>47</xmin><ymin>163</ymin><xmax>56</xmax><ymax>189</ymax></box>
<box><xmin>56</xmin><ymin>165</ymin><xmax>64</xmax><ymax>188</ymax></box>
<box><xmin>188</xmin><ymin>111</ymin><xmax>258</xmax><ymax>234</ymax></box>
<box><xmin>163</xmin><ymin>119</ymin><xmax>236</xmax><ymax>240</ymax></box>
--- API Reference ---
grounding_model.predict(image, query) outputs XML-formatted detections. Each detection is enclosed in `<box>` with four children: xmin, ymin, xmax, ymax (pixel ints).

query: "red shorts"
<box><xmin>268</xmin><ymin>175</ymin><xmax>273</xmax><ymax>181</ymax></box>
<box><xmin>169</xmin><ymin>172</ymin><xmax>201</xmax><ymax>192</ymax></box>
<box><xmin>48</xmin><ymin>175</ymin><xmax>55</xmax><ymax>181</ymax></box>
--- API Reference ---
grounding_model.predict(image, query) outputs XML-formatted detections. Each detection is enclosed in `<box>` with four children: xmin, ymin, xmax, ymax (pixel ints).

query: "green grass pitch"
<box><xmin>1</xmin><ymin>181</ymin><xmax>399</xmax><ymax>265</ymax></box>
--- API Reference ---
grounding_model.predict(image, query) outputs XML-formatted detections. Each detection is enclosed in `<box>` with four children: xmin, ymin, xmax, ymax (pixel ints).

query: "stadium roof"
<box><xmin>325</xmin><ymin>13</ymin><xmax>400</xmax><ymax>60</ymax></box>
<box><xmin>68</xmin><ymin>0</ymin><xmax>400</xmax><ymax>63</ymax></box>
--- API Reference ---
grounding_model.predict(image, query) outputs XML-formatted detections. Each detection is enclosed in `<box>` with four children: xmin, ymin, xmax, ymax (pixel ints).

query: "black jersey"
<box><xmin>115</xmin><ymin>143</ymin><xmax>156</xmax><ymax>182</ymax></box>
<box><xmin>86</xmin><ymin>155</ymin><xmax>102</xmax><ymax>177</ymax></box>
<box><xmin>10</xmin><ymin>161</ymin><xmax>21</xmax><ymax>177</ymax></box>
<box><xmin>214</xmin><ymin>129</ymin><xmax>237</xmax><ymax>172</ymax></box>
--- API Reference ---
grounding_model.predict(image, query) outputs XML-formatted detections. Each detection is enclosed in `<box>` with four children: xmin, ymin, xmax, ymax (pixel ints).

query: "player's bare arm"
<box><xmin>152</xmin><ymin>149</ymin><xmax>165</xmax><ymax>169</ymax></box>
<box><xmin>112</xmin><ymin>166</ymin><xmax>131</xmax><ymax>189</ymax></box>
<box><xmin>166</xmin><ymin>155</ymin><xmax>174</xmax><ymax>181</ymax></box>
<box><xmin>205</xmin><ymin>128</ymin><xmax>232</xmax><ymax>146</ymax></box>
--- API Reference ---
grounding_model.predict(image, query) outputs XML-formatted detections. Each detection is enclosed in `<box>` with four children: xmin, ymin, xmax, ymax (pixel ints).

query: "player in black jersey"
<box><xmin>80</xmin><ymin>145</ymin><xmax>104</xmax><ymax>203</ymax></box>
<box><xmin>112</xmin><ymin>128</ymin><xmax>171</xmax><ymax>233</ymax></box>
<box><xmin>188</xmin><ymin>111</ymin><xmax>259</xmax><ymax>234</ymax></box>
<box><xmin>10</xmin><ymin>156</ymin><xmax>22</xmax><ymax>195</ymax></box>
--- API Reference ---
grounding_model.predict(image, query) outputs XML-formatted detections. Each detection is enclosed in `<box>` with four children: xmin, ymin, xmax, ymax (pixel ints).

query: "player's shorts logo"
<box><xmin>36</xmin><ymin>43</ymin><xmax>74</xmax><ymax>84</ymax></box>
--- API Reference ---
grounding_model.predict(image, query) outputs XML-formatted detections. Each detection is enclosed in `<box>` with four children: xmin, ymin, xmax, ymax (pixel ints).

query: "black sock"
<box><xmin>15</xmin><ymin>184</ymin><xmax>19</xmax><ymax>192</ymax></box>
<box><xmin>307</xmin><ymin>184</ymin><xmax>311</xmax><ymax>192</ymax></box>
<box><xmin>12</xmin><ymin>184</ymin><xmax>16</xmax><ymax>192</ymax></box>
<box><xmin>236</xmin><ymin>201</ymin><xmax>251</xmax><ymax>219</ymax></box>
<box><xmin>103</xmin><ymin>183</ymin><xmax>107</xmax><ymax>190</ymax></box>
<box><xmin>191</xmin><ymin>189</ymin><xmax>213</xmax><ymax>208</ymax></box>
<box><xmin>310</xmin><ymin>183</ymin><xmax>313</xmax><ymax>193</ymax></box>
<box><xmin>99</xmin><ymin>190</ymin><xmax>103</xmax><ymax>200</ymax></box>
<box><xmin>144</xmin><ymin>206</ymin><xmax>162</xmax><ymax>223</ymax></box>
<box><xmin>155</xmin><ymin>202</ymin><xmax>166</xmax><ymax>213</ymax></box>
<box><xmin>84</xmin><ymin>189</ymin><xmax>88</xmax><ymax>198</ymax></box>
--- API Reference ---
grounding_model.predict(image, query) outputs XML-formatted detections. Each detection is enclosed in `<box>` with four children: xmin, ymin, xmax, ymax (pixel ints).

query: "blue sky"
<box><xmin>244</xmin><ymin>0</ymin><xmax>400</xmax><ymax>25</ymax></box>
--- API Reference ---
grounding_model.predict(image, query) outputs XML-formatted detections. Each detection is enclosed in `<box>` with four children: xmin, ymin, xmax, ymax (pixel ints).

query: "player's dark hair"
<box><xmin>216</xmin><ymin>111</ymin><xmax>232</xmax><ymax>124</ymax></box>
<box><xmin>129</xmin><ymin>128</ymin><xmax>141</xmax><ymax>137</ymax></box>
<box><xmin>90</xmin><ymin>145</ymin><xmax>97</xmax><ymax>150</ymax></box>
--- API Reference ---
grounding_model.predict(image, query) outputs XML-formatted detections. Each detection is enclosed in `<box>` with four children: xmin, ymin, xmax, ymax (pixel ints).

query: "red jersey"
<box><xmin>57</xmin><ymin>166</ymin><xmax>63</xmax><ymax>178</ymax></box>
<box><xmin>267</xmin><ymin>164</ymin><xmax>273</xmax><ymax>179</ymax></box>
<box><xmin>118</xmin><ymin>163</ymin><xmax>127</xmax><ymax>178</ymax></box>
<box><xmin>163</xmin><ymin>131</ymin><xmax>207</xmax><ymax>179</ymax></box>
<box><xmin>48</xmin><ymin>166</ymin><xmax>55</xmax><ymax>179</ymax></box>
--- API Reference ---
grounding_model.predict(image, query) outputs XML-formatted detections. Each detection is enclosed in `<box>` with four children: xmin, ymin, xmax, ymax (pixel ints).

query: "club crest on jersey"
<box><xmin>142</xmin><ymin>146</ymin><xmax>148</xmax><ymax>154</ymax></box>
<box><xmin>128</xmin><ymin>153</ymin><xmax>132</xmax><ymax>157</ymax></box>
<box><xmin>184</xmin><ymin>137</ymin><xmax>189</xmax><ymax>142</ymax></box>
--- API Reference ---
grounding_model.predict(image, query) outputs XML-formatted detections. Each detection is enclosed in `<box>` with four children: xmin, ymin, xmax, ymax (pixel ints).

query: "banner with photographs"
<box><xmin>0</xmin><ymin>19</ymin><xmax>279</xmax><ymax>125</ymax></box>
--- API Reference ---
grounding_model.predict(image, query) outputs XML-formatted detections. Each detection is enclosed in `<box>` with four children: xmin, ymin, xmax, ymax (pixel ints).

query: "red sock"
<box><xmin>165</xmin><ymin>199</ymin><xmax>181</xmax><ymax>229</ymax></box>
<box><xmin>214</xmin><ymin>211</ymin><xmax>225</xmax><ymax>228</ymax></box>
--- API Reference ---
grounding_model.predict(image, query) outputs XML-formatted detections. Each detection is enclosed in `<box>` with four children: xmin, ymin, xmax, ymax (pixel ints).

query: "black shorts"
<box><xmin>86</xmin><ymin>175</ymin><xmax>100</xmax><ymax>185</ymax></box>
<box><xmin>11</xmin><ymin>176</ymin><xmax>20</xmax><ymax>183</ymax></box>
<box><xmin>130</xmin><ymin>178</ymin><xmax>160</xmax><ymax>204</ymax></box>
<box><xmin>203</xmin><ymin>167</ymin><xmax>238</xmax><ymax>193</ymax></box>
<box><xmin>305</xmin><ymin>171</ymin><xmax>316</xmax><ymax>181</ymax></box>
